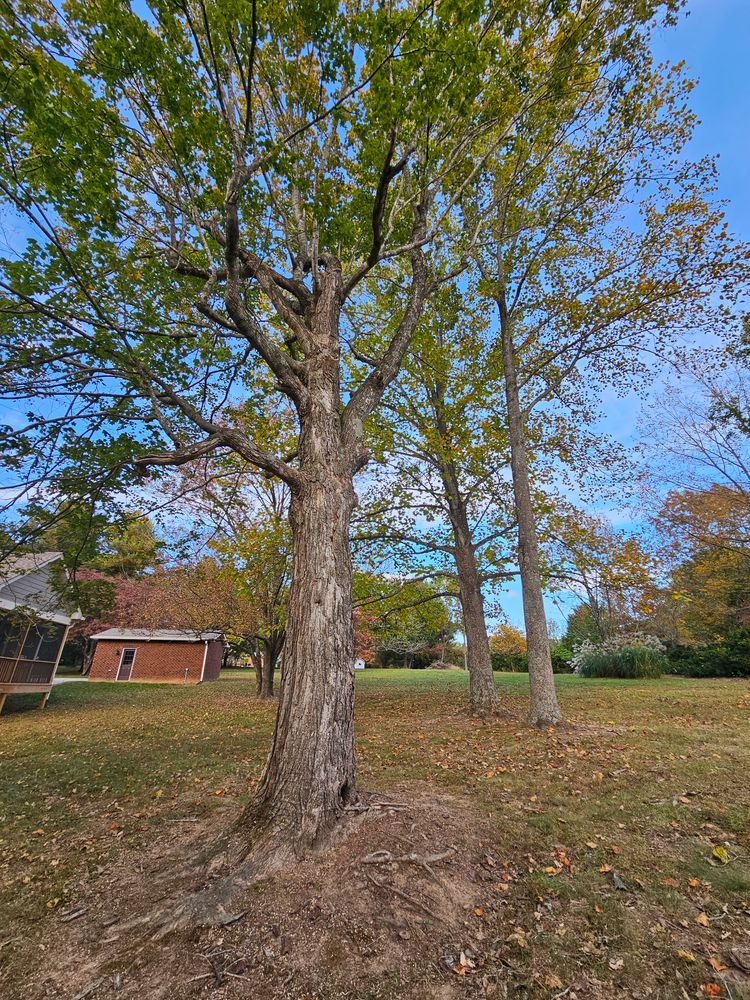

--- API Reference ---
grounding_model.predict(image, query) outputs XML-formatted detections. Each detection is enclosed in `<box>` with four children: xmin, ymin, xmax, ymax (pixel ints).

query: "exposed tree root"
<box><xmin>114</xmin><ymin>796</ymin><xmax>382</xmax><ymax>941</ymax></box>
<box><xmin>110</xmin><ymin>824</ymin><xmax>300</xmax><ymax>940</ymax></box>
<box><xmin>469</xmin><ymin>702</ymin><xmax>519</xmax><ymax>723</ymax></box>
<box><xmin>528</xmin><ymin>712</ymin><xmax>566</xmax><ymax>729</ymax></box>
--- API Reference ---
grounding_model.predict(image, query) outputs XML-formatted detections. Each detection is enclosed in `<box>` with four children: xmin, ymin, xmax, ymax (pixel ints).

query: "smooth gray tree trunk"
<box><xmin>445</xmin><ymin>486</ymin><xmax>498</xmax><ymax>714</ymax></box>
<box><xmin>498</xmin><ymin>293</ymin><xmax>562</xmax><ymax>726</ymax></box>
<box><xmin>431</xmin><ymin>390</ymin><xmax>498</xmax><ymax>715</ymax></box>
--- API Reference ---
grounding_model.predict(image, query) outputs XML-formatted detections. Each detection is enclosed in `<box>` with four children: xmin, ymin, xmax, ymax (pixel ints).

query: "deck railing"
<box><xmin>0</xmin><ymin>657</ymin><xmax>56</xmax><ymax>685</ymax></box>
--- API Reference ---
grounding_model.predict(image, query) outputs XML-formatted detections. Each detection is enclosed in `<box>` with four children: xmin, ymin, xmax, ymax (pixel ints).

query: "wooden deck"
<box><xmin>0</xmin><ymin>656</ymin><xmax>56</xmax><ymax>714</ymax></box>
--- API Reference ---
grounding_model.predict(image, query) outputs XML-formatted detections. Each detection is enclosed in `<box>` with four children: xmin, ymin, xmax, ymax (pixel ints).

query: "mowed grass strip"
<box><xmin>0</xmin><ymin>671</ymin><xmax>748</xmax><ymax>996</ymax></box>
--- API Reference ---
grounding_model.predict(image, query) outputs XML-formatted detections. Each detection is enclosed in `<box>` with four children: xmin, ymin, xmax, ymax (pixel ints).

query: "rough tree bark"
<box><xmin>248</xmin><ymin>472</ymin><xmax>358</xmax><ymax>850</ymax></box>
<box><xmin>251</xmin><ymin>647</ymin><xmax>264</xmax><ymax>695</ymax></box>
<box><xmin>261</xmin><ymin>636</ymin><xmax>279</xmax><ymax>698</ymax></box>
<box><xmin>451</xmin><ymin>521</ymin><xmax>498</xmax><ymax>715</ymax></box>
<box><xmin>138</xmin><ymin>171</ymin><xmax>428</xmax><ymax>931</ymax></box>
<box><xmin>497</xmin><ymin>290</ymin><xmax>563</xmax><ymax>727</ymax></box>
<box><xmin>233</xmin><ymin>255</ymin><xmax>361</xmax><ymax>852</ymax></box>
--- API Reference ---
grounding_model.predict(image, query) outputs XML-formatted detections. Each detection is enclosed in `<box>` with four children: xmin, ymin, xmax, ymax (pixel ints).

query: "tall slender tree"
<box><xmin>472</xmin><ymin>54</ymin><xmax>748</xmax><ymax>724</ymax></box>
<box><xmin>358</xmin><ymin>293</ymin><xmax>515</xmax><ymax>714</ymax></box>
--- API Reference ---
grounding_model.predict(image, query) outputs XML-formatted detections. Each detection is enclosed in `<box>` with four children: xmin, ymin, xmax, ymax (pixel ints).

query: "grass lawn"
<box><xmin>0</xmin><ymin>671</ymin><xmax>748</xmax><ymax>999</ymax></box>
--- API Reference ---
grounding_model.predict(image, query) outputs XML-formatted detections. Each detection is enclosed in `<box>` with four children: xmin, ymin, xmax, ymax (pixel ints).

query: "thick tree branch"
<box><xmin>342</xmin><ymin>200</ymin><xmax>430</xmax><ymax>462</ymax></box>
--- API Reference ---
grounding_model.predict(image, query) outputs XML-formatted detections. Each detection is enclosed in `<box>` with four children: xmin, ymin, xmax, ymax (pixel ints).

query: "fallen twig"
<box><xmin>198</xmin><ymin>952</ymin><xmax>224</xmax><ymax>986</ymax></box>
<box><xmin>363</xmin><ymin>871</ymin><xmax>441</xmax><ymax>922</ymax></box>
<box><xmin>345</xmin><ymin>800</ymin><xmax>410</xmax><ymax>813</ymax></box>
<box><xmin>186</xmin><ymin>973</ymin><xmax>213</xmax><ymax>984</ymax></box>
<box><xmin>72</xmin><ymin>980</ymin><xmax>105</xmax><ymax>1000</ymax></box>
<box><xmin>361</xmin><ymin>847</ymin><xmax>455</xmax><ymax>868</ymax></box>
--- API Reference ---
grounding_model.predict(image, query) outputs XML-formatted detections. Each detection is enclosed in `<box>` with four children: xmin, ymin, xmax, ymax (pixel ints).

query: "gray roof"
<box><xmin>91</xmin><ymin>628</ymin><xmax>224</xmax><ymax>643</ymax></box>
<box><xmin>0</xmin><ymin>551</ymin><xmax>80</xmax><ymax>624</ymax></box>
<box><xmin>0</xmin><ymin>551</ymin><xmax>63</xmax><ymax>586</ymax></box>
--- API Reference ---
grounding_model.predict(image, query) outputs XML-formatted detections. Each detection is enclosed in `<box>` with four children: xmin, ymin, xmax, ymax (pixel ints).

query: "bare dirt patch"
<box><xmin>16</xmin><ymin>785</ymin><xmax>510</xmax><ymax>1000</ymax></box>
<box><xmin>17</xmin><ymin>780</ymin><xmax>748</xmax><ymax>1000</ymax></box>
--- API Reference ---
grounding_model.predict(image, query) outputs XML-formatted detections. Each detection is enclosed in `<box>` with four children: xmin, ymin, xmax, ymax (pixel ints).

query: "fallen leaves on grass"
<box><xmin>505</xmin><ymin>927</ymin><xmax>529</xmax><ymax>949</ymax></box>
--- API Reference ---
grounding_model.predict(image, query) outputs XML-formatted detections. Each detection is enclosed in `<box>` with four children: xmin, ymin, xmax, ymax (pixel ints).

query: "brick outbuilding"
<box><xmin>89</xmin><ymin>629</ymin><xmax>224</xmax><ymax>684</ymax></box>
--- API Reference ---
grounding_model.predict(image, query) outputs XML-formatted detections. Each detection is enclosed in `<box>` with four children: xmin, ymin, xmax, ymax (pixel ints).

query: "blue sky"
<box><xmin>651</xmin><ymin>0</ymin><xmax>750</xmax><ymax>244</ymax></box>
<box><xmin>497</xmin><ymin>0</ymin><xmax>750</xmax><ymax>634</ymax></box>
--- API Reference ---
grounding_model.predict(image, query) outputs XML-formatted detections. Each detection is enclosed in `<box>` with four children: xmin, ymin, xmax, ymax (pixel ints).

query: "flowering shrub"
<box><xmin>572</xmin><ymin>633</ymin><xmax>668</xmax><ymax>679</ymax></box>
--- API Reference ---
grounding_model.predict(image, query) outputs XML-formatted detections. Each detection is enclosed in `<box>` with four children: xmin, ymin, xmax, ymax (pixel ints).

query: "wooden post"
<box><xmin>10</xmin><ymin>619</ymin><xmax>32</xmax><ymax>684</ymax></box>
<box><xmin>0</xmin><ymin>693</ymin><xmax>6</xmax><ymax>716</ymax></box>
<box><xmin>38</xmin><ymin>690</ymin><xmax>50</xmax><ymax>710</ymax></box>
<box><xmin>49</xmin><ymin>623</ymin><xmax>71</xmax><ymax>685</ymax></box>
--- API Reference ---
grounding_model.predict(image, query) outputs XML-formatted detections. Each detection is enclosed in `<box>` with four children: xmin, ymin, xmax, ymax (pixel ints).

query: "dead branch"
<box><xmin>360</xmin><ymin>847</ymin><xmax>455</xmax><ymax>867</ymax></box>
<box><xmin>362</xmin><ymin>871</ymin><xmax>441</xmax><ymax>922</ymax></box>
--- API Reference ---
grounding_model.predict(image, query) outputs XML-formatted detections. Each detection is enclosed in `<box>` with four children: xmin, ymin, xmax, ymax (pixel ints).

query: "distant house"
<box><xmin>0</xmin><ymin>552</ymin><xmax>82</xmax><ymax>714</ymax></box>
<box><xmin>88</xmin><ymin>629</ymin><xmax>224</xmax><ymax>684</ymax></box>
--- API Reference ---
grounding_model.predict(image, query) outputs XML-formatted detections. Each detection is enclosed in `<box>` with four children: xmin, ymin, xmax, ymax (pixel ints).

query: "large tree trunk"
<box><xmin>230</xmin><ymin>247</ymin><xmax>376</xmax><ymax>866</ymax></box>
<box><xmin>453</xmin><ymin>536</ymin><xmax>498</xmax><ymax>714</ymax></box>
<box><xmin>260</xmin><ymin>645</ymin><xmax>273</xmax><ymax>698</ymax></box>
<box><xmin>446</xmin><ymin>495</ymin><xmax>498</xmax><ymax>715</ymax></box>
<box><xmin>498</xmin><ymin>294</ymin><xmax>562</xmax><ymax>727</ymax></box>
<box><xmin>244</xmin><ymin>401</ymin><xmax>358</xmax><ymax>852</ymax></box>
<box><xmin>81</xmin><ymin>636</ymin><xmax>95</xmax><ymax>676</ymax></box>
<box><xmin>138</xmin><ymin>208</ymin><xmax>428</xmax><ymax>934</ymax></box>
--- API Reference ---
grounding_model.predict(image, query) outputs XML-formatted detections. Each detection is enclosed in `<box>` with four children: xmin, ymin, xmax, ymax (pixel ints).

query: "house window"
<box><xmin>116</xmin><ymin>648</ymin><xmax>136</xmax><ymax>681</ymax></box>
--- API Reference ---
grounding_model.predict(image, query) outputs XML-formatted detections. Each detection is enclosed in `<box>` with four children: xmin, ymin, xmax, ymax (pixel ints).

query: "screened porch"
<box><xmin>0</xmin><ymin>614</ymin><xmax>69</xmax><ymax>711</ymax></box>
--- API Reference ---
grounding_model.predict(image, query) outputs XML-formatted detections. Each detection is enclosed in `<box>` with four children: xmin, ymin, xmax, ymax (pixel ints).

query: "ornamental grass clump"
<box><xmin>572</xmin><ymin>634</ymin><xmax>668</xmax><ymax>679</ymax></box>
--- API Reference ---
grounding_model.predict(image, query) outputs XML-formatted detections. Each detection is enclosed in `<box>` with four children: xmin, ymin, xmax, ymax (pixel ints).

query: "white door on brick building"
<box><xmin>116</xmin><ymin>648</ymin><xmax>136</xmax><ymax>681</ymax></box>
